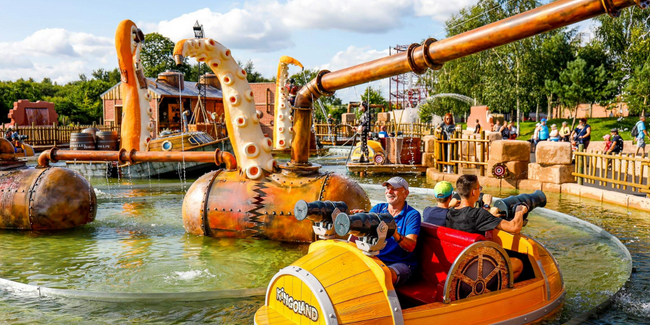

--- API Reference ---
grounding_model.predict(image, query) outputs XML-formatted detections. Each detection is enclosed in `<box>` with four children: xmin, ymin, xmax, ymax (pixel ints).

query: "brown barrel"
<box><xmin>400</xmin><ymin>136</ymin><xmax>422</xmax><ymax>165</ymax></box>
<box><xmin>70</xmin><ymin>132</ymin><xmax>95</xmax><ymax>150</ymax></box>
<box><xmin>95</xmin><ymin>131</ymin><xmax>118</xmax><ymax>150</ymax></box>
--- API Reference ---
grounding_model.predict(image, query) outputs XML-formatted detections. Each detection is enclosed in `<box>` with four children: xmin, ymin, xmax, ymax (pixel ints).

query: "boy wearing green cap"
<box><xmin>422</xmin><ymin>181</ymin><xmax>459</xmax><ymax>226</ymax></box>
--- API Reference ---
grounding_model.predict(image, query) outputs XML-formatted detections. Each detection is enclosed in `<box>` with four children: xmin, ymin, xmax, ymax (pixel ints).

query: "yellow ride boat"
<box><xmin>255</xmin><ymin>222</ymin><xmax>564</xmax><ymax>324</ymax></box>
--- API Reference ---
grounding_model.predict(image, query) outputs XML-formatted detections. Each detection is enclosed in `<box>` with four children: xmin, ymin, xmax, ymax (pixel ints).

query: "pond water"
<box><xmin>0</xmin><ymin>158</ymin><xmax>646</xmax><ymax>324</ymax></box>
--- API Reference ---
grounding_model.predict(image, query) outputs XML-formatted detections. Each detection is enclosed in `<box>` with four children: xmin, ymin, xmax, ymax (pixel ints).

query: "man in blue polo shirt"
<box><xmin>352</xmin><ymin>176</ymin><xmax>421</xmax><ymax>285</ymax></box>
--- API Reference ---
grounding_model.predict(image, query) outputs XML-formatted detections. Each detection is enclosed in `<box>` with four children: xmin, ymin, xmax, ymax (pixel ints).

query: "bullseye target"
<box><xmin>374</xmin><ymin>153</ymin><xmax>386</xmax><ymax>165</ymax></box>
<box><xmin>492</xmin><ymin>163</ymin><xmax>510</xmax><ymax>179</ymax></box>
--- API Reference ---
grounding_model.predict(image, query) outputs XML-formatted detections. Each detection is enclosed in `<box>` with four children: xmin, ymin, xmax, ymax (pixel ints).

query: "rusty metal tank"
<box><xmin>0</xmin><ymin>138</ymin><xmax>96</xmax><ymax>230</ymax></box>
<box><xmin>0</xmin><ymin>167</ymin><xmax>96</xmax><ymax>229</ymax></box>
<box><xmin>182</xmin><ymin>168</ymin><xmax>371</xmax><ymax>243</ymax></box>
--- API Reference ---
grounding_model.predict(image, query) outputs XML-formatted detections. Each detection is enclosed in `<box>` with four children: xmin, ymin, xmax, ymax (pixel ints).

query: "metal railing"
<box><xmin>573</xmin><ymin>148</ymin><xmax>650</xmax><ymax>195</ymax></box>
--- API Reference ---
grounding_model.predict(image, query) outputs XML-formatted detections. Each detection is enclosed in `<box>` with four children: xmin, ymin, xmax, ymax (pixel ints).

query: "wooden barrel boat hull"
<box><xmin>254</xmin><ymin>225</ymin><xmax>565</xmax><ymax>324</ymax></box>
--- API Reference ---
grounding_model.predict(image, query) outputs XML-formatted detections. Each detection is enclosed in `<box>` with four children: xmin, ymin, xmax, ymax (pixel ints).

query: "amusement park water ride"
<box><xmin>255</xmin><ymin>193</ymin><xmax>562</xmax><ymax>324</ymax></box>
<box><xmin>250</xmin><ymin>0</ymin><xmax>646</xmax><ymax>323</ymax></box>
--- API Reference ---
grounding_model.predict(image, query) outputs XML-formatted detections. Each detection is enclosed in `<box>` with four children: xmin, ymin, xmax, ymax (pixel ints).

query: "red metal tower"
<box><xmin>388</xmin><ymin>44</ymin><xmax>428</xmax><ymax>110</ymax></box>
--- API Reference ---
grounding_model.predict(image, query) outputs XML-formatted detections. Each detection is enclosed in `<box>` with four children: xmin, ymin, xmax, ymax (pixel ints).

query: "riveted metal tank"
<box><xmin>0</xmin><ymin>167</ymin><xmax>96</xmax><ymax>230</ymax></box>
<box><xmin>182</xmin><ymin>169</ymin><xmax>371</xmax><ymax>243</ymax></box>
<box><xmin>0</xmin><ymin>138</ymin><xmax>96</xmax><ymax>230</ymax></box>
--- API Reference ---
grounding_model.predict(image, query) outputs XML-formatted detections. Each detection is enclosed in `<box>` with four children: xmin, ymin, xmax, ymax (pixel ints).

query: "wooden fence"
<box><xmin>573</xmin><ymin>148</ymin><xmax>650</xmax><ymax>195</ymax></box>
<box><xmin>433</xmin><ymin>130</ymin><xmax>491</xmax><ymax>176</ymax></box>
<box><xmin>1</xmin><ymin>123</ymin><xmax>121</xmax><ymax>147</ymax></box>
<box><xmin>315</xmin><ymin>122</ymin><xmax>434</xmax><ymax>145</ymax></box>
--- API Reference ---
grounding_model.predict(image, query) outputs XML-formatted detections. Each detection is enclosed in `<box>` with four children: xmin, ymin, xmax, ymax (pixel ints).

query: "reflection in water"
<box><xmin>0</xmin><ymin>173</ymin><xmax>646</xmax><ymax>324</ymax></box>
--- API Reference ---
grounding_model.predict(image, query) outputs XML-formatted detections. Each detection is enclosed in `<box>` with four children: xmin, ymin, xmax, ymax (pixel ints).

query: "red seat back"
<box><xmin>416</xmin><ymin>223</ymin><xmax>485</xmax><ymax>300</ymax></box>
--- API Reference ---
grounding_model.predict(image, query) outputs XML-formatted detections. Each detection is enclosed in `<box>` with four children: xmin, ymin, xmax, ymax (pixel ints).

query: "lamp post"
<box><xmin>193</xmin><ymin>20</ymin><xmax>204</xmax><ymax>38</ymax></box>
<box><xmin>193</xmin><ymin>21</ymin><xmax>206</xmax><ymax>130</ymax></box>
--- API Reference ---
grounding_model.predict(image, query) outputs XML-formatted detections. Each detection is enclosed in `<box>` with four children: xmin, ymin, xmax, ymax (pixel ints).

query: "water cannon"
<box><xmin>334</xmin><ymin>212</ymin><xmax>396</xmax><ymax>256</ymax></box>
<box><xmin>294</xmin><ymin>200</ymin><xmax>348</xmax><ymax>239</ymax></box>
<box><xmin>493</xmin><ymin>190</ymin><xmax>546</xmax><ymax>222</ymax></box>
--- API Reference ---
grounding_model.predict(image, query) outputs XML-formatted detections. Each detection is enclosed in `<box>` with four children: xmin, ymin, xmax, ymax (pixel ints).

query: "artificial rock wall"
<box><xmin>487</xmin><ymin>140</ymin><xmax>530</xmax><ymax>179</ymax></box>
<box><xmin>528</xmin><ymin>141</ymin><xmax>575</xmax><ymax>184</ymax></box>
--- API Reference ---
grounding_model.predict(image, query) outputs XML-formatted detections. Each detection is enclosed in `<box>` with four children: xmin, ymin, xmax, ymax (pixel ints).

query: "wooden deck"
<box><xmin>347</xmin><ymin>163</ymin><xmax>428</xmax><ymax>175</ymax></box>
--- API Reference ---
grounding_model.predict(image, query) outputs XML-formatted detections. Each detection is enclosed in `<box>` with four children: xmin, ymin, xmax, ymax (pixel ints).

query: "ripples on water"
<box><xmin>0</xmin><ymin>166</ymin><xmax>648</xmax><ymax>324</ymax></box>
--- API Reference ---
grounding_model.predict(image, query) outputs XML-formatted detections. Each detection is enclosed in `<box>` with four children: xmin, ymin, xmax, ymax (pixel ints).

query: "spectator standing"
<box><xmin>607</xmin><ymin>129</ymin><xmax>624</xmax><ymax>155</ymax></box>
<box><xmin>5</xmin><ymin>128</ymin><xmax>13</xmax><ymax>140</ymax></box>
<box><xmin>327</xmin><ymin>114</ymin><xmax>335</xmax><ymax>125</ymax></box>
<box><xmin>493</xmin><ymin>120</ymin><xmax>501</xmax><ymax>132</ymax></box>
<box><xmin>537</xmin><ymin>118</ymin><xmax>549</xmax><ymax>143</ymax></box>
<box><xmin>549</xmin><ymin>124</ymin><xmax>559</xmax><ymax>141</ymax></box>
<box><xmin>508</xmin><ymin>121</ymin><xmax>517</xmax><ymax>139</ymax></box>
<box><xmin>571</xmin><ymin>118</ymin><xmax>592</xmax><ymax>150</ymax></box>
<box><xmin>499</xmin><ymin>121</ymin><xmax>511</xmax><ymax>140</ymax></box>
<box><xmin>603</xmin><ymin>134</ymin><xmax>612</xmax><ymax>152</ymax></box>
<box><xmin>422</xmin><ymin>181</ymin><xmax>459</xmax><ymax>226</ymax></box>
<box><xmin>559</xmin><ymin>122</ymin><xmax>571</xmax><ymax>142</ymax></box>
<box><xmin>474</xmin><ymin>119</ymin><xmax>482</xmax><ymax>134</ymax></box>
<box><xmin>634</xmin><ymin>115</ymin><xmax>648</xmax><ymax>157</ymax></box>
<box><xmin>605</xmin><ymin>129</ymin><xmax>624</xmax><ymax>170</ymax></box>
<box><xmin>437</xmin><ymin>113</ymin><xmax>456</xmax><ymax>140</ymax></box>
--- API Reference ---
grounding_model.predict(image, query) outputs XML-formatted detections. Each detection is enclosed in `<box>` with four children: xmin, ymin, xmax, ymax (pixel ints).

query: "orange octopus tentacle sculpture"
<box><xmin>174</xmin><ymin>38</ymin><xmax>370</xmax><ymax>242</ymax></box>
<box><xmin>173</xmin><ymin>38</ymin><xmax>277</xmax><ymax>179</ymax></box>
<box><xmin>273</xmin><ymin>56</ymin><xmax>303</xmax><ymax>150</ymax></box>
<box><xmin>115</xmin><ymin>20</ymin><xmax>153</xmax><ymax>152</ymax></box>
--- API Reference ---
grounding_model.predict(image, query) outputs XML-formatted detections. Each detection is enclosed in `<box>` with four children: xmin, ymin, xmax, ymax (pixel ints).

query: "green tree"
<box><xmin>141</xmin><ymin>33</ymin><xmax>193</xmax><ymax>79</ymax></box>
<box><xmin>360</xmin><ymin>86</ymin><xmax>388</xmax><ymax>108</ymax></box>
<box><xmin>594</xmin><ymin>8</ymin><xmax>650</xmax><ymax>97</ymax></box>
<box><xmin>91</xmin><ymin>68</ymin><xmax>121</xmax><ymax>84</ymax></box>
<box><xmin>624</xmin><ymin>59</ymin><xmax>650</xmax><ymax>115</ymax></box>
<box><xmin>289</xmin><ymin>68</ymin><xmax>344</xmax><ymax>119</ymax></box>
<box><xmin>557</xmin><ymin>58</ymin><xmax>607</xmax><ymax>129</ymax></box>
<box><xmin>241</xmin><ymin>60</ymin><xmax>271</xmax><ymax>83</ymax></box>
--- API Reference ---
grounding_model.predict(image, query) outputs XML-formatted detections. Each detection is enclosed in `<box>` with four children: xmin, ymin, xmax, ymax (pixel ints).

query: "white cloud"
<box><xmin>0</xmin><ymin>0</ymin><xmax>477</xmax><ymax>87</ymax></box>
<box><xmin>317</xmin><ymin>45</ymin><xmax>391</xmax><ymax>103</ymax></box>
<box><xmin>280</xmin><ymin>0</ymin><xmax>413</xmax><ymax>33</ymax></box>
<box><xmin>414</xmin><ymin>0</ymin><xmax>480</xmax><ymax>22</ymax></box>
<box><xmin>149</xmin><ymin>7</ymin><xmax>293</xmax><ymax>52</ymax></box>
<box><xmin>0</xmin><ymin>55</ymin><xmax>33</xmax><ymax>70</ymax></box>
<box><xmin>142</xmin><ymin>1</ymin><xmax>475</xmax><ymax>53</ymax></box>
<box><xmin>0</xmin><ymin>28</ymin><xmax>115</xmax><ymax>82</ymax></box>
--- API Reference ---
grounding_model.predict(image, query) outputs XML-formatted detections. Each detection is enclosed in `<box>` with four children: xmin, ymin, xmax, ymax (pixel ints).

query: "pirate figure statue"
<box><xmin>359</xmin><ymin>101</ymin><xmax>372</xmax><ymax>163</ymax></box>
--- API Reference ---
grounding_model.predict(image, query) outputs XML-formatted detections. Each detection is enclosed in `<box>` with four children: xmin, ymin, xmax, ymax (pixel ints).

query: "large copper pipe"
<box><xmin>291</xmin><ymin>0</ymin><xmax>646</xmax><ymax>163</ymax></box>
<box><xmin>38</xmin><ymin>148</ymin><xmax>237</xmax><ymax>170</ymax></box>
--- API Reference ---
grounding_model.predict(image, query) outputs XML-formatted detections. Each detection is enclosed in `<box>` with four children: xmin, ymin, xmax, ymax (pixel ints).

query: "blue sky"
<box><xmin>0</xmin><ymin>0</ymin><xmax>593</xmax><ymax>102</ymax></box>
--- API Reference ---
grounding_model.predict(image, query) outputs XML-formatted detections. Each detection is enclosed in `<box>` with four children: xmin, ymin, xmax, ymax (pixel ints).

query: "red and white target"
<box><xmin>492</xmin><ymin>163</ymin><xmax>509</xmax><ymax>179</ymax></box>
<box><xmin>374</xmin><ymin>153</ymin><xmax>386</xmax><ymax>165</ymax></box>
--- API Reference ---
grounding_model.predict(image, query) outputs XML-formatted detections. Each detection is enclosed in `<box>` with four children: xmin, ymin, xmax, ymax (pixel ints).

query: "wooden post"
<box><xmin>453</xmin><ymin>130</ymin><xmax>459</xmax><ymax>174</ymax></box>
<box><xmin>577</xmin><ymin>144</ymin><xmax>584</xmax><ymax>185</ymax></box>
<box><xmin>475</xmin><ymin>130</ymin><xmax>480</xmax><ymax>176</ymax></box>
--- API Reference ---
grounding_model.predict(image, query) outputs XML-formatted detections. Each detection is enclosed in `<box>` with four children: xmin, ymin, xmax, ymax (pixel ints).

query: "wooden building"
<box><xmin>100</xmin><ymin>72</ymin><xmax>225</xmax><ymax>139</ymax></box>
<box><xmin>101</xmin><ymin>73</ymin><xmax>282</xmax><ymax>141</ymax></box>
